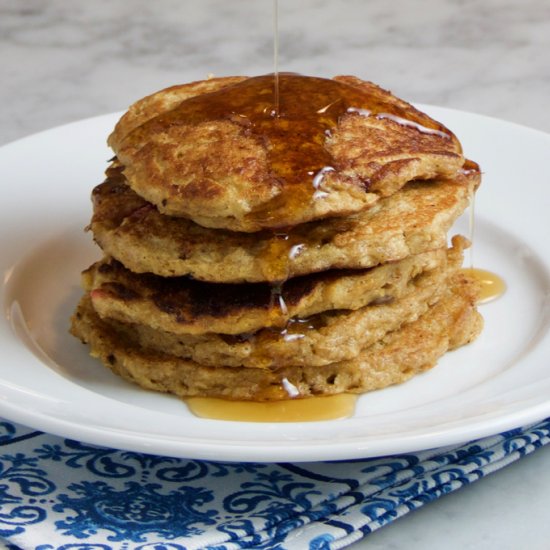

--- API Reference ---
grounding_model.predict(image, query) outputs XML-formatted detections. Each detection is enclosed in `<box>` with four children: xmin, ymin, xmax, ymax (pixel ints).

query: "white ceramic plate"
<box><xmin>1</xmin><ymin>106</ymin><xmax>549</xmax><ymax>462</ymax></box>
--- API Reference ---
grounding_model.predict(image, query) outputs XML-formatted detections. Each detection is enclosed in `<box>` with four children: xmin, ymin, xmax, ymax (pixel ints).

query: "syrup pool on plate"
<box><xmin>186</xmin><ymin>393</ymin><xmax>357</xmax><ymax>422</ymax></box>
<box><xmin>464</xmin><ymin>192</ymin><xmax>507</xmax><ymax>304</ymax></box>
<box><xmin>462</xmin><ymin>267</ymin><xmax>507</xmax><ymax>304</ymax></box>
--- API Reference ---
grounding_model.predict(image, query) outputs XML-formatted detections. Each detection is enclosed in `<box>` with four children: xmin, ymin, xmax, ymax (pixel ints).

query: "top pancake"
<box><xmin>108</xmin><ymin>74</ymin><xmax>464</xmax><ymax>232</ymax></box>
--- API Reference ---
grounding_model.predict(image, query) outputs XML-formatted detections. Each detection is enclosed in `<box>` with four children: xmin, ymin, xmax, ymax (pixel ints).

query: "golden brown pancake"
<box><xmin>84</xmin><ymin>244</ymin><xmax>452</xmax><ymax>336</ymax></box>
<box><xmin>81</xmin><ymin>239</ymin><xmax>464</xmax><ymax>368</ymax></box>
<box><xmin>70</xmin><ymin>273</ymin><xmax>482</xmax><ymax>401</ymax></box>
<box><xmin>108</xmin><ymin>74</ymin><xmax>464</xmax><ymax>231</ymax></box>
<box><xmin>90</xmin><ymin>164</ymin><xmax>479</xmax><ymax>283</ymax></box>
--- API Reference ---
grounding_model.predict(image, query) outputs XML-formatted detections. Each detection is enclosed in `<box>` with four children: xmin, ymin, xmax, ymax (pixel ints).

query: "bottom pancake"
<box><xmin>71</xmin><ymin>273</ymin><xmax>482</xmax><ymax>401</ymax></box>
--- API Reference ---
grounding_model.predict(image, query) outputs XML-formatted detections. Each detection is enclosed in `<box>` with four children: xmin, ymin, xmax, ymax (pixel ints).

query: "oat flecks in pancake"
<box><xmin>70</xmin><ymin>273</ymin><xmax>482</xmax><ymax>402</ymax></box>
<box><xmin>109</xmin><ymin>74</ymin><xmax>464</xmax><ymax>231</ymax></box>
<box><xmin>90</xmin><ymin>166</ymin><xmax>479</xmax><ymax>283</ymax></box>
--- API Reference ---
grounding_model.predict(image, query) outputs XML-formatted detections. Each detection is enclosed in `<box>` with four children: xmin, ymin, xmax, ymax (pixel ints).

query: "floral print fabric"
<box><xmin>0</xmin><ymin>417</ymin><xmax>549</xmax><ymax>549</ymax></box>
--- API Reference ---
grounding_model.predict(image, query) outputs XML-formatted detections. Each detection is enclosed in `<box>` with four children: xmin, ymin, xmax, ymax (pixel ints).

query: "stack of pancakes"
<box><xmin>71</xmin><ymin>74</ymin><xmax>483</xmax><ymax>402</ymax></box>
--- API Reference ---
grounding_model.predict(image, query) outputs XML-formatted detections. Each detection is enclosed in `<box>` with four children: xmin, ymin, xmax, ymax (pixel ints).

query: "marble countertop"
<box><xmin>1</xmin><ymin>1</ymin><xmax>549</xmax><ymax>548</ymax></box>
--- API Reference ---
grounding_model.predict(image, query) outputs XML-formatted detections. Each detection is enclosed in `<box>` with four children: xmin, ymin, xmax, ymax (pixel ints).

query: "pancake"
<box><xmin>84</xmin><ymin>245</ymin><xmax>451</xmax><ymax>336</ymax></box>
<box><xmin>80</xmin><ymin>239</ymin><xmax>463</xmax><ymax>368</ymax></box>
<box><xmin>70</xmin><ymin>273</ymin><xmax>482</xmax><ymax>401</ymax></box>
<box><xmin>90</xmin><ymin>163</ymin><xmax>479</xmax><ymax>283</ymax></box>
<box><xmin>108</xmin><ymin>74</ymin><xmax>464</xmax><ymax>232</ymax></box>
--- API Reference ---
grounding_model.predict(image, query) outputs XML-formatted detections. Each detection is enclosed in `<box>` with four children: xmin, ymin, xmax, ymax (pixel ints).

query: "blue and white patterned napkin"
<box><xmin>0</xmin><ymin>417</ymin><xmax>549</xmax><ymax>550</ymax></box>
